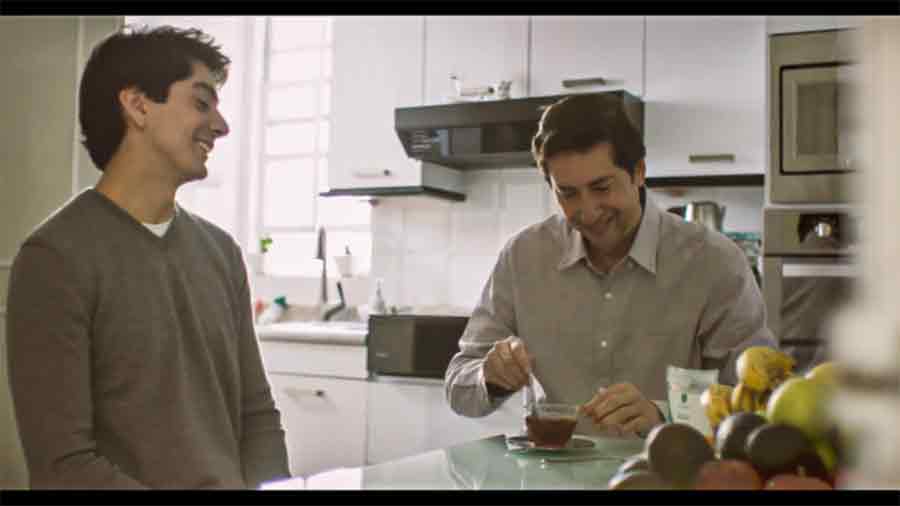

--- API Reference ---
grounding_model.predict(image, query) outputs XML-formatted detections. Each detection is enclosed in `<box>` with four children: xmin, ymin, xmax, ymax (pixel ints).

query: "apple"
<box><xmin>805</xmin><ymin>361</ymin><xmax>839</xmax><ymax>388</ymax></box>
<box><xmin>766</xmin><ymin>377</ymin><xmax>831</xmax><ymax>441</ymax></box>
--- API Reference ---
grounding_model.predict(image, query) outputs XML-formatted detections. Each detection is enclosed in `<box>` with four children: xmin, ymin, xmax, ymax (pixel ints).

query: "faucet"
<box><xmin>314</xmin><ymin>225</ymin><xmax>349</xmax><ymax>321</ymax></box>
<box><xmin>322</xmin><ymin>281</ymin><xmax>346</xmax><ymax>321</ymax></box>
<box><xmin>314</xmin><ymin>225</ymin><xmax>328</xmax><ymax>307</ymax></box>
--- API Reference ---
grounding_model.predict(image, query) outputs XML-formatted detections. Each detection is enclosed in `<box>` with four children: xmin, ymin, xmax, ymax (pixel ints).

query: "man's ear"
<box><xmin>118</xmin><ymin>87</ymin><xmax>148</xmax><ymax>129</ymax></box>
<box><xmin>633</xmin><ymin>159</ymin><xmax>647</xmax><ymax>187</ymax></box>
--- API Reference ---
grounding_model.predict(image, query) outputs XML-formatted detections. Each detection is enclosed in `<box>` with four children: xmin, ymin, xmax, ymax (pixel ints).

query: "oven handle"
<box><xmin>781</xmin><ymin>260</ymin><xmax>858</xmax><ymax>278</ymax></box>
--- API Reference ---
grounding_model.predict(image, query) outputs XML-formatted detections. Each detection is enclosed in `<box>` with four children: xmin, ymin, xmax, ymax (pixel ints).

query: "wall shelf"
<box><xmin>645</xmin><ymin>174</ymin><xmax>764</xmax><ymax>188</ymax></box>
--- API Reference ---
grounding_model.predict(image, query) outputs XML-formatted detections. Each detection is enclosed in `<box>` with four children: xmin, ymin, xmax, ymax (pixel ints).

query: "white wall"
<box><xmin>370</xmin><ymin>167</ymin><xmax>764</xmax><ymax>309</ymax></box>
<box><xmin>0</xmin><ymin>16</ymin><xmax>123</xmax><ymax>490</ymax></box>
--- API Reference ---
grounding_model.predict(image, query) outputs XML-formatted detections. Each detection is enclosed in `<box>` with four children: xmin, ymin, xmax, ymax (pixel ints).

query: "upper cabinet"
<box><xmin>766</xmin><ymin>16</ymin><xmax>865</xmax><ymax>34</ymax></box>
<box><xmin>643</xmin><ymin>16</ymin><xmax>766</xmax><ymax>178</ymax></box>
<box><xmin>329</xmin><ymin>17</ymin><xmax>426</xmax><ymax>190</ymax></box>
<box><xmin>529</xmin><ymin>16</ymin><xmax>644</xmax><ymax>98</ymax></box>
<box><xmin>423</xmin><ymin>16</ymin><xmax>529</xmax><ymax>105</ymax></box>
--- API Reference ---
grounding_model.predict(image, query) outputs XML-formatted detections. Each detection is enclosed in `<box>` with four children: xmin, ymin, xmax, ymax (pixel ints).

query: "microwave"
<box><xmin>366</xmin><ymin>314</ymin><xmax>469</xmax><ymax>379</ymax></box>
<box><xmin>769</xmin><ymin>29</ymin><xmax>861</xmax><ymax>204</ymax></box>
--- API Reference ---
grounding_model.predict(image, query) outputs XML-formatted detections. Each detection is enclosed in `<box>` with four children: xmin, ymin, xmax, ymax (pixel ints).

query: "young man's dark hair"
<box><xmin>531</xmin><ymin>94</ymin><xmax>646</xmax><ymax>183</ymax></box>
<box><xmin>78</xmin><ymin>25</ymin><xmax>231</xmax><ymax>171</ymax></box>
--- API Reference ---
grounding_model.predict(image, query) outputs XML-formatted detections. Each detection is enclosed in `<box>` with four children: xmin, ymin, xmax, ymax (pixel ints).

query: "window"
<box><xmin>257</xmin><ymin>16</ymin><xmax>371</xmax><ymax>277</ymax></box>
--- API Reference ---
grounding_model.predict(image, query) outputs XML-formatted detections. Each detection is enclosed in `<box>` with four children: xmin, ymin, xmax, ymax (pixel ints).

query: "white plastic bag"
<box><xmin>666</xmin><ymin>365</ymin><xmax>718</xmax><ymax>437</ymax></box>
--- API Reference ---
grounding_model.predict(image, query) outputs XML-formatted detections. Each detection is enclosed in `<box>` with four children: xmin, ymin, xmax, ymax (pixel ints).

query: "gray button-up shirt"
<box><xmin>444</xmin><ymin>194</ymin><xmax>775</xmax><ymax>436</ymax></box>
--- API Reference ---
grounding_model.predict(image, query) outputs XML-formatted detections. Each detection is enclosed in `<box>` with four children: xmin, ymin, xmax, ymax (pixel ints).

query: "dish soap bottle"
<box><xmin>257</xmin><ymin>296</ymin><xmax>288</xmax><ymax>325</ymax></box>
<box><xmin>369</xmin><ymin>279</ymin><xmax>387</xmax><ymax>315</ymax></box>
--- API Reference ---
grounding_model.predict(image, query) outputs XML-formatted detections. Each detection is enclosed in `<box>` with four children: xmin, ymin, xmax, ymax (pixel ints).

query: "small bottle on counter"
<box><xmin>369</xmin><ymin>279</ymin><xmax>387</xmax><ymax>315</ymax></box>
<box><xmin>257</xmin><ymin>296</ymin><xmax>288</xmax><ymax>325</ymax></box>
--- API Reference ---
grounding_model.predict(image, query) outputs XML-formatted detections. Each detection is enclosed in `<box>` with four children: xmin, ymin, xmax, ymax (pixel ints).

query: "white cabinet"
<box><xmin>366</xmin><ymin>378</ymin><xmax>523</xmax><ymax>464</ymax></box>
<box><xmin>259</xmin><ymin>340</ymin><xmax>368</xmax><ymax>478</ymax></box>
<box><xmin>328</xmin><ymin>16</ymin><xmax>426</xmax><ymax>191</ymax></box>
<box><xmin>644</xmin><ymin>16</ymin><xmax>766</xmax><ymax>178</ymax></box>
<box><xmin>423</xmin><ymin>16</ymin><xmax>529</xmax><ymax>104</ymax></box>
<box><xmin>268</xmin><ymin>373</ymin><xmax>367</xmax><ymax>478</ymax></box>
<box><xmin>766</xmin><ymin>16</ymin><xmax>864</xmax><ymax>34</ymax></box>
<box><xmin>529</xmin><ymin>16</ymin><xmax>645</xmax><ymax>98</ymax></box>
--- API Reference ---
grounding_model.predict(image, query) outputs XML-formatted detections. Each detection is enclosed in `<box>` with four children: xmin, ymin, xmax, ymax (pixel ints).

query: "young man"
<box><xmin>444</xmin><ymin>94</ymin><xmax>776</xmax><ymax>437</ymax></box>
<box><xmin>6</xmin><ymin>25</ymin><xmax>290</xmax><ymax>489</ymax></box>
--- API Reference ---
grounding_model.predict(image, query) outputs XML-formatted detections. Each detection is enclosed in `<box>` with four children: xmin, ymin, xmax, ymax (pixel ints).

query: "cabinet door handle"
<box><xmin>688</xmin><ymin>153</ymin><xmax>736</xmax><ymax>164</ymax></box>
<box><xmin>285</xmin><ymin>387</ymin><xmax>326</xmax><ymax>399</ymax></box>
<box><xmin>352</xmin><ymin>169</ymin><xmax>392</xmax><ymax>178</ymax></box>
<box><xmin>562</xmin><ymin>77</ymin><xmax>608</xmax><ymax>88</ymax></box>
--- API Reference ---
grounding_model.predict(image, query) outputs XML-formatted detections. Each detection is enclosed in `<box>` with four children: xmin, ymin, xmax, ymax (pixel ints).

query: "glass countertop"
<box><xmin>264</xmin><ymin>434</ymin><xmax>645</xmax><ymax>490</ymax></box>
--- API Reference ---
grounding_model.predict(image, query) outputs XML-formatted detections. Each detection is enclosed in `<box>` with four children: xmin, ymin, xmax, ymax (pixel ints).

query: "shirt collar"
<box><xmin>557</xmin><ymin>191</ymin><xmax>661</xmax><ymax>275</ymax></box>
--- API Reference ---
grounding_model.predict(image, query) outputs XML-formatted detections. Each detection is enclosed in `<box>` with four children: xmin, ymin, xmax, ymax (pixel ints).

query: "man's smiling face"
<box><xmin>546</xmin><ymin>142</ymin><xmax>645</xmax><ymax>263</ymax></box>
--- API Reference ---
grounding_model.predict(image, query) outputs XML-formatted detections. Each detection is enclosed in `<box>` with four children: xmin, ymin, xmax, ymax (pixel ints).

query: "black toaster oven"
<box><xmin>366</xmin><ymin>314</ymin><xmax>469</xmax><ymax>379</ymax></box>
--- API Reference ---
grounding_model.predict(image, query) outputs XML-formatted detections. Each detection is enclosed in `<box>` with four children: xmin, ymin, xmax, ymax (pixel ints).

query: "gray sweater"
<box><xmin>6</xmin><ymin>189</ymin><xmax>289</xmax><ymax>489</ymax></box>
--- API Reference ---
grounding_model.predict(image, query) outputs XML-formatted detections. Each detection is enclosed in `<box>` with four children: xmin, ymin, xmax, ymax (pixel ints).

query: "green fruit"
<box><xmin>646</xmin><ymin>423</ymin><xmax>714</xmax><ymax>488</ymax></box>
<box><xmin>715</xmin><ymin>412</ymin><xmax>768</xmax><ymax>461</ymax></box>
<box><xmin>766</xmin><ymin>377</ymin><xmax>830</xmax><ymax>441</ymax></box>
<box><xmin>814</xmin><ymin>439</ymin><xmax>838</xmax><ymax>475</ymax></box>
<box><xmin>805</xmin><ymin>362</ymin><xmax>839</xmax><ymax>388</ymax></box>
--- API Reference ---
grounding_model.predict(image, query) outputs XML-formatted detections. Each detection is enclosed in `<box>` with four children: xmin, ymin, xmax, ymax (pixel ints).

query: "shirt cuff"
<box><xmin>479</xmin><ymin>367</ymin><xmax>514</xmax><ymax>408</ymax></box>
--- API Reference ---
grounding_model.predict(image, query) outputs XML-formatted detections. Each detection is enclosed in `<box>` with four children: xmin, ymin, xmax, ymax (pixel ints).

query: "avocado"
<box><xmin>745</xmin><ymin>423</ymin><xmax>829</xmax><ymax>481</ymax></box>
<box><xmin>715</xmin><ymin>412</ymin><xmax>768</xmax><ymax>461</ymax></box>
<box><xmin>646</xmin><ymin>423</ymin><xmax>714</xmax><ymax>488</ymax></box>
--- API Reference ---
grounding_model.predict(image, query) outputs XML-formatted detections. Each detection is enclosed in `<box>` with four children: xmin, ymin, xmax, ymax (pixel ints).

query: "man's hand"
<box><xmin>579</xmin><ymin>383</ymin><xmax>662</xmax><ymax>436</ymax></box>
<box><xmin>483</xmin><ymin>336</ymin><xmax>531</xmax><ymax>392</ymax></box>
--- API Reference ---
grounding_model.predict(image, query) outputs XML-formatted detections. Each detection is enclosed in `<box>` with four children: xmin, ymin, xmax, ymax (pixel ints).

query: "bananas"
<box><xmin>700</xmin><ymin>346</ymin><xmax>798</xmax><ymax>431</ymax></box>
<box><xmin>730</xmin><ymin>382</ymin><xmax>764</xmax><ymax>413</ymax></box>
<box><xmin>736</xmin><ymin>346</ymin><xmax>795</xmax><ymax>392</ymax></box>
<box><xmin>700</xmin><ymin>384</ymin><xmax>733</xmax><ymax>431</ymax></box>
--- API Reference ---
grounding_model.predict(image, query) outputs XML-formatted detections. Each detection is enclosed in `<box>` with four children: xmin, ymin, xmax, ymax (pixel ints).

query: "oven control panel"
<box><xmin>763</xmin><ymin>208</ymin><xmax>858</xmax><ymax>256</ymax></box>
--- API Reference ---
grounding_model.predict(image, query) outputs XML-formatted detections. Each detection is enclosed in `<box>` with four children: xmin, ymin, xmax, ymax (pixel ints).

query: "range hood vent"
<box><xmin>395</xmin><ymin>90</ymin><xmax>644</xmax><ymax>170</ymax></box>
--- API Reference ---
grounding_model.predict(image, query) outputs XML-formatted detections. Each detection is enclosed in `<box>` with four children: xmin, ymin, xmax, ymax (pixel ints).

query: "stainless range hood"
<box><xmin>395</xmin><ymin>90</ymin><xmax>644</xmax><ymax>169</ymax></box>
<box><xmin>322</xmin><ymin>91</ymin><xmax>643</xmax><ymax>202</ymax></box>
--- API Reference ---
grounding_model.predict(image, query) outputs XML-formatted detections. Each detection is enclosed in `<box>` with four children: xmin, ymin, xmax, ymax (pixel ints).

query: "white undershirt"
<box><xmin>142</xmin><ymin>216</ymin><xmax>174</xmax><ymax>237</ymax></box>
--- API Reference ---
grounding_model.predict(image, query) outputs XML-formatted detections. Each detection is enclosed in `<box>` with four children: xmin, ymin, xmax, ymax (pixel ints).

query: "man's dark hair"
<box><xmin>79</xmin><ymin>24</ymin><xmax>231</xmax><ymax>171</ymax></box>
<box><xmin>531</xmin><ymin>94</ymin><xmax>646</xmax><ymax>184</ymax></box>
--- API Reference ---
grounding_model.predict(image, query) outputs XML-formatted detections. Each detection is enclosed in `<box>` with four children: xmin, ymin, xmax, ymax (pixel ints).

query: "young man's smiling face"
<box><xmin>142</xmin><ymin>61</ymin><xmax>230</xmax><ymax>184</ymax></box>
<box><xmin>546</xmin><ymin>142</ymin><xmax>646</xmax><ymax>265</ymax></box>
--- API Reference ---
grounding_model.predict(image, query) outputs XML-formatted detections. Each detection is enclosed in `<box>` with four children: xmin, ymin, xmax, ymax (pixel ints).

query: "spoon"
<box><xmin>528</xmin><ymin>371</ymin><xmax>547</xmax><ymax>404</ymax></box>
<box><xmin>524</xmin><ymin>371</ymin><xmax>547</xmax><ymax>418</ymax></box>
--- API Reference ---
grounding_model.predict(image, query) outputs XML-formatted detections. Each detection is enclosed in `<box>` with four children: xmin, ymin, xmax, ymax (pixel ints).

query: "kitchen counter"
<box><xmin>261</xmin><ymin>433</ymin><xmax>644</xmax><ymax>490</ymax></box>
<box><xmin>256</xmin><ymin>321</ymin><xmax>368</xmax><ymax>346</ymax></box>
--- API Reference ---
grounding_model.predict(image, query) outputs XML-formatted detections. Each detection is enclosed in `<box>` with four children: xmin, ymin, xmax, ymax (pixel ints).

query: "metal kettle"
<box><xmin>684</xmin><ymin>201</ymin><xmax>726</xmax><ymax>232</ymax></box>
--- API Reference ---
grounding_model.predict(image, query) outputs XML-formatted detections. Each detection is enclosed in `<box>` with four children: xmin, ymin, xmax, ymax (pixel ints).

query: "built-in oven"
<box><xmin>762</xmin><ymin>208</ymin><xmax>858</xmax><ymax>371</ymax></box>
<box><xmin>764</xmin><ymin>28</ymin><xmax>863</xmax><ymax>371</ymax></box>
<box><xmin>769</xmin><ymin>29</ymin><xmax>860</xmax><ymax>204</ymax></box>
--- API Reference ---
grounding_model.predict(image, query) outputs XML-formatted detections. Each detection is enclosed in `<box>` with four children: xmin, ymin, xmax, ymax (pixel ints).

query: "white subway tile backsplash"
<box><xmin>502</xmin><ymin>173</ymin><xmax>545</xmax><ymax>210</ymax></box>
<box><xmin>403</xmin><ymin>200</ymin><xmax>451</xmax><ymax>254</ymax></box>
<box><xmin>462</xmin><ymin>170</ymin><xmax>502</xmax><ymax>209</ymax></box>
<box><xmin>402</xmin><ymin>252</ymin><xmax>450</xmax><ymax>306</ymax></box>
<box><xmin>448</xmin><ymin>255</ymin><xmax>497</xmax><ymax>309</ymax></box>
<box><xmin>450</xmin><ymin>210</ymin><xmax>500</xmax><ymax>256</ymax></box>
<box><xmin>372</xmin><ymin>179</ymin><xmax>764</xmax><ymax>308</ymax></box>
